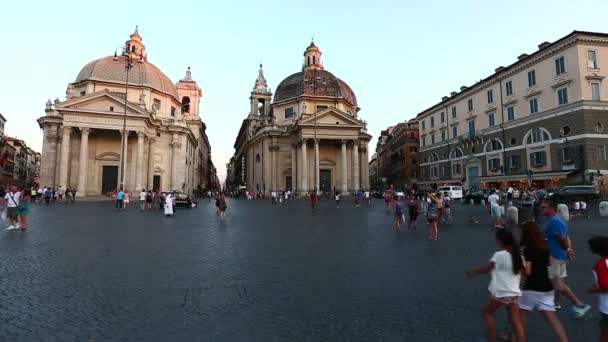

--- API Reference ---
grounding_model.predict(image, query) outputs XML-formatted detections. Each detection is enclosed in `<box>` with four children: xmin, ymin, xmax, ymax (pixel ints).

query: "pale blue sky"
<box><xmin>1</xmin><ymin>0</ymin><xmax>607</xmax><ymax>182</ymax></box>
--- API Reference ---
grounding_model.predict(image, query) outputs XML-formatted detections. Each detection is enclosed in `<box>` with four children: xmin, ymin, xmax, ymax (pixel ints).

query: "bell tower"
<box><xmin>249</xmin><ymin>64</ymin><xmax>272</xmax><ymax>118</ymax></box>
<box><xmin>125</xmin><ymin>26</ymin><xmax>146</xmax><ymax>61</ymax></box>
<box><xmin>303</xmin><ymin>41</ymin><xmax>323</xmax><ymax>70</ymax></box>
<box><xmin>176</xmin><ymin>67</ymin><xmax>202</xmax><ymax>119</ymax></box>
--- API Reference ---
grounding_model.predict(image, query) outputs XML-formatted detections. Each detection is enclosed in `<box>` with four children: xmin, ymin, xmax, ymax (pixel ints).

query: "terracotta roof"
<box><xmin>273</xmin><ymin>68</ymin><xmax>357</xmax><ymax>106</ymax></box>
<box><xmin>75</xmin><ymin>55</ymin><xmax>179</xmax><ymax>100</ymax></box>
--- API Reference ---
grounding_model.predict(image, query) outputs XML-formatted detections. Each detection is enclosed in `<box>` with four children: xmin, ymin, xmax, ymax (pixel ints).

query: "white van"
<box><xmin>439</xmin><ymin>186</ymin><xmax>463</xmax><ymax>199</ymax></box>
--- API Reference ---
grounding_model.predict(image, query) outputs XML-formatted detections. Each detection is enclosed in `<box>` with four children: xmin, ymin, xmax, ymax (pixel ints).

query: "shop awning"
<box><xmin>478</xmin><ymin>171</ymin><xmax>572</xmax><ymax>182</ymax></box>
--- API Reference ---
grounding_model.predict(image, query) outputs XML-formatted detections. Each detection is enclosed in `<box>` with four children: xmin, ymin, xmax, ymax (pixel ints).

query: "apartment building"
<box><xmin>418</xmin><ymin>30</ymin><xmax>608</xmax><ymax>190</ymax></box>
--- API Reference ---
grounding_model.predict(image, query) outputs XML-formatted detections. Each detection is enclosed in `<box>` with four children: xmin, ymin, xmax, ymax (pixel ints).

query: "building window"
<box><xmin>509</xmin><ymin>155</ymin><xmax>520</xmax><ymax>169</ymax></box>
<box><xmin>421</xmin><ymin>137</ymin><xmax>426</xmax><ymax>147</ymax></box>
<box><xmin>453</xmin><ymin>164</ymin><xmax>461</xmax><ymax>174</ymax></box>
<box><xmin>181</xmin><ymin>96</ymin><xmax>191</xmax><ymax>113</ymax></box>
<box><xmin>156</xmin><ymin>132</ymin><xmax>161</xmax><ymax>137</ymax></box>
<box><xmin>507</xmin><ymin>106</ymin><xmax>515</xmax><ymax>121</ymax></box>
<box><xmin>527</xmin><ymin>128</ymin><xmax>550</xmax><ymax>144</ymax></box>
<box><xmin>316</xmin><ymin>105</ymin><xmax>327</xmax><ymax>111</ymax></box>
<box><xmin>431</xmin><ymin>134</ymin><xmax>435</xmax><ymax>144</ymax></box>
<box><xmin>153</xmin><ymin>98</ymin><xmax>161</xmax><ymax>110</ymax></box>
<box><xmin>452</xmin><ymin>126</ymin><xmax>458</xmax><ymax>138</ymax></box>
<box><xmin>109</xmin><ymin>106</ymin><xmax>114</xmax><ymax>112</ymax></box>
<box><xmin>440</xmin><ymin>112</ymin><xmax>445</xmax><ymax>123</ymax></box>
<box><xmin>421</xmin><ymin>120</ymin><xmax>426</xmax><ymax>130</ymax></box>
<box><xmin>528</xmin><ymin>70</ymin><xmax>536</xmax><ymax>87</ymax></box>
<box><xmin>591</xmin><ymin>82</ymin><xmax>601</xmax><ymax>101</ymax></box>
<box><xmin>80</xmin><ymin>91</ymin><xmax>86</xmax><ymax>96</ymax></box>
<box><xmin>431</xmin><ymin>167</ymin><xmax>438</xmax><ymax>177</ymax></box>
<box><xmin>468</xmin><ymin>120</ymin><xmax>476</xmax><ymax>134</ymax></box>
<box><xmin>430</xmin><ymin>116</ymin><xmax>435</xmax><ymax>128</ymax></box>
<box><xmin>505</xmin><ymin>81</ymin><xmax>513</xmax><ymax>96</ymax></box>
<box><xmin>284</xmin><ymin>107</ymin><xmax>295</xmax><ymax>119</ymax></box>
<box><xmin>596</xmin><ymin>122</ymin><xmax>604</xmax><ymax>133</ymax></box>
<box><xmin>598</xmin><ymin>145</ymin><xmax>607</xmax><ymax>161</ymax></box>
<box><xmin>256</xmin><ymin>154</ymin><xmax>261</xmax><ymax>163</ymax></box>
<box><xmin>555</xmin><ymin>56</ymin><xmax>566</xmax><ymax>76</ymax></box>
<box><xmin>488</xmin><ymin>112</ymin><xmax>495</xmax><ymax>127</ymax></box>
<box><xmin>487</xmin><ymin>139</ymin><xmax>502</xmax><ymax>152</ymax></box>
<box><xmin>467</xmin><ymin>99</ymin><xmax>474</xmax><ymax>112</ymax></box>
<box><xmin>488</xmin><ymin>158</ymin><xmax>501</xmax><ymax>172</ymax></box>
<box><xmin>451</xmin><ymin>106</ymin><xmax>456</xmax><ymax>118</ymax></box>
<box><xmin>487</xmin><ymin>89</ymin><xmax>494</xmax><ymax>103</ymax></box>
<box><xmin>441</xmin><ymin>130</ymin><xmax>446</xmax><ymax>142</ymax></box>
<box><xmin>562</xmin><ymin>147</ymin><xmax>573</xmax><ymax>163</ymax></box>
<box><xmin>171</xmin><ymin>107</ymin><xmax>176</xmax><ymax>116</ymax></box>
<box><xmin>529</xmin><ymin>98</ymin><xmax>539</xmax><ymax>114</ymax></box>
<box><xmin>557</xmin><ymin>87</ymin><xmax>569</xmax><ymax>105</ymax></box>
<box><xmin>562</xmin><ymin>125</ymin><xmax>571</xmax><ymax>136</ymax></box>
<box><xmin>451</xmin><ymin>149</ymin><xmax>463</xmax><ymax>158</ymax></box>
<box><xmin>588</xmin><ymin>50</ymin><xmax>599</xmax><ymax>69</ymax></box>
<box><xmin>530</xmin><ymin>151</ymin><xmax>547</xmax><ymax>167</ymax></box>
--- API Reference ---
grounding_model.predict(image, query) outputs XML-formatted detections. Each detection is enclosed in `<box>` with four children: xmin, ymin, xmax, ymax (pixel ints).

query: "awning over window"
<box><xmin>478</xmin><ymin>171</ymin><xmax>572</xmax><ymax>182</ymax></box>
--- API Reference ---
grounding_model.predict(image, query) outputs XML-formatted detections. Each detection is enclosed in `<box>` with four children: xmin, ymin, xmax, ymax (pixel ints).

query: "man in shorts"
<box><xmin>488</xmin><ymin>189</ymin><xmax>502</xmax><ymax>228</ymax></box>
<box><xmin>542</xmin><ymin>199</ymin><xmax>591</xmax><ymax>317</ymax></box>
<box><xmin>4</xmin><ymin>185</ymin><xmax>21</xmax><ymax>230</ymax></box>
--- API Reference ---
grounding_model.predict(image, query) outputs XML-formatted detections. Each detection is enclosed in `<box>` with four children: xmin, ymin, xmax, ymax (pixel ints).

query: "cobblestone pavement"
<box><xmin>0</xmin><ymin>198</ymin><xmax>605</xmax><ymax>341</ymax></box>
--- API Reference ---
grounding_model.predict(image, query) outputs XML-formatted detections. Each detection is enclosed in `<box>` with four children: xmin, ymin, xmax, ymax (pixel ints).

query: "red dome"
<box><xmin>273</xmin><ymin>68</ymin><xmax>357</xmax><ymax>107</ymax></box>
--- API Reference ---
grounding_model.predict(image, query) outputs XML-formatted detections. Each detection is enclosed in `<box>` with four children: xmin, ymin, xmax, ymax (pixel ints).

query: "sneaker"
<box><xmin>572</xmin><ymin>304</ymin><xmax>591</xmax><ymax>318</ymax></box>
<box><xmin>5</xmin><ymin>225</ymin><xmax>15</xmax><ymax>231</ymax></box>
<box><xmin>555</xmin><ymin>303</ymin><xmax>562</xmax><ymax>310</ymax></box>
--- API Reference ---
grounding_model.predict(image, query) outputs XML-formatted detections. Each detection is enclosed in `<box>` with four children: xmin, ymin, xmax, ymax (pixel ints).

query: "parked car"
<box><xmin>170</xmin><ymin>192</ymin><xmax>198</xmax><ymax>208</ymax></box>
<box><xmin>464</xmin><ymin>189</ymin><xmax>489</xmax><ymax>204</ymax></box>
<box><xmin>548</xmin><ymin>185</ymin><xmax>600</xmax><ymax>202</ymax></box>
<box><xmin>439</xmin><ymin>186</ymin><xmax>464</xmax><ymax>199</ymax></box>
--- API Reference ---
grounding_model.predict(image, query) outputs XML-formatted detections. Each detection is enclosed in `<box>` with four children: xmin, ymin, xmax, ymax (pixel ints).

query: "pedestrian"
<box><xmin>139</xmin><ymin>189</ymin><xmax>147</xmax><ymax>211</ymax></box>
<box><xmin>384</xmin><ymin>192</ymin><xmax>392</xmax><ymax>210</ymax></box>
<box><xmin>394</xmin><ymin>195</ymin><xmax>404</xmax><ymax>231</ymax></box>
<box><xmin>587</xmin><ymin>236</ymin><xmax>608</xmax><ymax>342</ymax></box>
<box><xmin>115</xmin><ymin>188</ymin><xmax>124</xmax><ymax>209</ymax></box>
<box><xmin>365</xmin><ymin>189</ymin><xmax>371</xmax><ymax>206</ymax></box>
<box><xmin>217</xmin><ymin>192</ymin><xmax>227</xmax><ymax>220</ymax></box>
<box><xmin>17</xmin><ymin>188</ymin><xmax>31</xmax><ymax>232</ymax></box>
<box><xmin>426</xmin><ymin>192</ymin><xmax>440</xmax><ymax>241</ymax></box>
<box><xmin>519</xmin><ymin>221</ymin><xmax>568</xmax><ymax>342</ymax></box>
<box><xmin>335</xmin><ymin>191</ymin><xmax>341</xmax><ymax>208</ymax></box>
<box><xmin>146</xmin><ymin>190</ymin><xmax>153</xmax><ymax>210</ymax></box>
<box><xmin>4</xmin><ymin>185</ymin><xmax>22</xmax><ymax>230</ymax></box>
<box><xmin>489</xmin><ymin>189</ymin><xmax>503</xmax><ymax>228</ymax></box>
<box><xmin>442</xmin><ymin>194</ymin><xmax>453</xmax><ymax>224</ymax></box>
<box><xmin>57</xmin><ymin>186</ymin><xmax>64</xmax><ymax>202</ymax></box>
<box><xmin>284</xmin><ymin>191</ymin><xmax>289</xmax><ymax>206</ymax></box>
<box><xmin>542</xmin><ymin>199</ymin><xmax>591</xmax><ymax>317</ymax></box>
<box><xmin>407</xmin><ymin>193</ymin><xmax>420</xmax><ymax>230</ymax></box>
<box><xmin>164</xmin><ymin>192</ymin><xmax>174</xmax><ymax>217</ymax></box>
<box><xmin>310</xmin><ymin>191</ymin><xmax>318</xmax><ymax>210</ymax></box>
<box><xmin>52</xmin><ymin>188</ymin><xmax>57</xmax><ymax>202</ymax></box>
<box><xmin>37</xmin><ymin>186</ymin><xmax>43</xmax><ymax>202</ymax></box>
<box><xmin>435</xmin><ymin>192</ymin><xmax>444</xmax><ymax>223</ymax></box>
<box><xmin>65</xmin><ymin>188</ymin><xmax>73</xmax><ymax>204</ymax></box>
<box><xmin>356</xmin><ymin>189</ymin><xmax>363</xmax><ymax>206</ymax></box>
<box><xmin>507</xmin><ymin>186</ymin><xmax>514</xmax><ymax>201</ymax></box>
<box><xmin>30</xmin><ymin>187</ymin><xmax>37</xmax><ymax>203</ymax></box>
<box><xmin>44</xmin><ymin>187</ymin><xmax>52</xmax><ymax>205</ymax></box>
<box><xmin>123</xmin><ymin>191</ymin><xmax>130</xmax><ymax>209</ymax></box>
<box><xmin>466</xmin><ymin>229</ymin><xmax>525</xmax><ymax>342</ymax></box>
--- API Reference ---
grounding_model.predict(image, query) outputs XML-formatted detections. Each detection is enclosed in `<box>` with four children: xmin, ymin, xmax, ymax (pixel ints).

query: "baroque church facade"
<box><xmin>228</xmin><ymin>42</ymin><xmax>372</xmax><ymax>195</ymax></box>
<box><xmin>37</xmin><ymin>28</ymin><xmax>219</xmax><ymax>196</ymax></box>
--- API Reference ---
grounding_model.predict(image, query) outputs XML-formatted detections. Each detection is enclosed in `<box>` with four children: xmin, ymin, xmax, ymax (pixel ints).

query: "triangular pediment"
<box><xmin>298</xmin><ymin>107</ymin><xmax>362</xmax><ymax>127</ymax></box>
<box><xmin>55</xmin><ymin>90</ymin><xmax>148</xmax><ymax>115</ymax></box>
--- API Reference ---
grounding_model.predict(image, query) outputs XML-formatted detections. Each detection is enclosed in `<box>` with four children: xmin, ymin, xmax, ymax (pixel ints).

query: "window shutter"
<box><xmin>540</xmin><ymin>151</ymin><xmax>547</xmax><ymax>165</ymax></box>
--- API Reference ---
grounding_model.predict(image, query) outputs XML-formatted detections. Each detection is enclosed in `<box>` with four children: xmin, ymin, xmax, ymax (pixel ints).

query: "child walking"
<box><xmin>394</xmin><ymin>196</ymin><xmax>403</xmax><ymax>231</ymax></box>
<box><xmin>466</xmin><ymin>229</ymin><xmax>525</xmax><ymax>342</ymax></box>
<box><xmin>588</xmin><ymin>236</ymin><xmax>608</xmax><ymax>342</ymax></box>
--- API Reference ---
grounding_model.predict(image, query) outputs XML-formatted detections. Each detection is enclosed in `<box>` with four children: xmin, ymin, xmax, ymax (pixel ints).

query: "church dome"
<box><xmin>273</xmin><ymin>42</ymin><xmax>357</xmax><ymax>107</ymax></box>
<box><xmin>74</xmin><ymin>55</ymin><xmax>179</xmax><ymax>100</ymax></box>
<box><xmin>273</xmin><ymin>69</ymin><xmax>357</xmax><ymax>106</ymax></box>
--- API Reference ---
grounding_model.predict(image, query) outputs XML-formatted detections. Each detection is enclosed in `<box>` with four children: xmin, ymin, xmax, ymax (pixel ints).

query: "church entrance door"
<box><xmin>320</xmin><ymin>169</ymin><xmax>331</xmax><ymax>193</ymax></box>
<box><xmin>101</xmin><ymin>166</ymin><xmax>118</xmax><ymax>194</ymax></box>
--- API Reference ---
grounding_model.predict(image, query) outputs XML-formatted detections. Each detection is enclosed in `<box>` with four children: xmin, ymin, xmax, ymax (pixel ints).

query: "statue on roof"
<box><xmin>45</xmin><ymin>99</ymin><xmax>53</xmax><ymax>112</ymax></box>
<box><xmin>139</xmin><ymin>92</ymin><xmax>146</xmax><ymax>105</ymax></box>
<box><xmin>65</xmin><ymin>83</ymin><xmax>75</xmax><ymax>99</ymax></box>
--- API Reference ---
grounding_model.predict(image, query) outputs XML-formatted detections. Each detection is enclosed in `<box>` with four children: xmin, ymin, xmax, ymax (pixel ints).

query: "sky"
<box><xmin>1</xmin><ymin>0</ymin><xmax>608</xmax><ymax>183</ymax></box>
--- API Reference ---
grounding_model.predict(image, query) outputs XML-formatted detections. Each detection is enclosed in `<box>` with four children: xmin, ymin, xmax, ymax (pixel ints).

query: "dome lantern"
<box><xmin>303</xmin><ymin>41</ymin><xmax>323</xmax><ymax>71</ymax></box>
<box><xmin>254</xmin><ymin>64</ymin><xmax>268</xmax><ymax>90</ymax></box>
<box><xmin>125</xmin><ymin>26</ymin><xmax>146</xmax><ymax>61</ymax></box>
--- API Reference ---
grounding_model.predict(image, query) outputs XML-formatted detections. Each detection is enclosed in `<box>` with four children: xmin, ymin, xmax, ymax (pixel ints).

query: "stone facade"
<box><xmin>417</xmin><ymin>31</ymin><xmax>608</xmax><ymax>189</ymax></box>
<box><xmin>372</xmin><ymin>120</ymin><xmax>420</xmax><ymax>189</ymax></box>
<box><xmin>227</xmin><ymin>43</ymin><xmax>372</xmax><ymax>195</ymax></box>
<box><xmin>37</xmin><ymin>28</ymin><xmax>218</xmax><ymax>196</ymax></box>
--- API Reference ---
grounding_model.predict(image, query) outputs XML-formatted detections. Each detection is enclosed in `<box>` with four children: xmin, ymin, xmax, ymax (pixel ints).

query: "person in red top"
<box><xmin>588</xmin><ymin>236</ymin><xmax>608</xmax><ymax>341</ymax></box>
<box><xmin>384</xmin><ymin>192</ymin><xmax>392</xmax><ymax>209</ymax></box>
<box><xmin>310</xmin><ymin>191</ymin><xmax>318</xmax><ymax>210</ymax></box>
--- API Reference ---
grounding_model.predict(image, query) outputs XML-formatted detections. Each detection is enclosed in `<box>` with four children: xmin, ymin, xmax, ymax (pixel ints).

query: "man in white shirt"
<box><xmin>488</xmin><ymin>189</ymin><xmax>502</xmax><ymax>228</ymax></box>
<box><xmin>4</xmin><ymin>186</ymin><xmax>21</xmax><ymax>230</ymax></box>
<box><xmin>139</xmin><ymin>189</ymin><xmax>147</xmax><ymax>211</ymax></box>
<box><xmin>364</xmin><ymin>190</ymin><xmax>371</xmax><ymax>206</ymax></box>
<box><xmin>507</xmin><ymin>186</ymin><xmax>514</xmax><ymax>200</ymax></box>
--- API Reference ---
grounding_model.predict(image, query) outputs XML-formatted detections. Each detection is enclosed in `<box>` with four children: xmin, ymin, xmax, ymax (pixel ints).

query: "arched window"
<box><xmin>307</xmin><ymin>56</ymin><xmax>311</xmax><ymax>66</ymax></box>
<box><xmin>429</xmin><ymin>152</ymin><xmax>440</xmax><ymax>163</ymax></box>
<box><xmin>525</xmin><ymin>128</ymin><xmax>551</xmax><ymax>144</ymax></box>
<box><xmin>255</xmin><ymin>154</ymin><xmax>261</xmax><ymax>163</ymax></box>
<box><xmin>313</xmin><ymin>56</ymin><xmax>316</xmax><ymax>65</ymax></box>
<box><xmin>181</xmin><ymin>96</ymin><xmax>191</xmax><ymax>114</ymax></box>
<box><xmin>485</xmin><ymin>139</ymin><xmax>503</xmax><ymax>152</ymax></box>
<box><xmin>450</xmin><ymin>148</ymin><xmax>463</xmax><ymax>158</ymax></box>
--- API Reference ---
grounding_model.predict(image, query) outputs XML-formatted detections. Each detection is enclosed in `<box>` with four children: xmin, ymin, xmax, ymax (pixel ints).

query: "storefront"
<box><xmin>478</xmin><ymin>171</ymin><xmax>572</xmax><ymax>190</ymax></box>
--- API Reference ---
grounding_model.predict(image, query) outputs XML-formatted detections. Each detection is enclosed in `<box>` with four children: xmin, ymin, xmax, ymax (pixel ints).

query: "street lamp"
<box><xmin>113</xmin><ymin>42</ymin><xmax>144</xmax><ymax>190</ymax></box>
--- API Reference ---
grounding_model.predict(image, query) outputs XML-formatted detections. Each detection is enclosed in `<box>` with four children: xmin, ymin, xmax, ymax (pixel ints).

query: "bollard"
<box><xmin>506</xmin><ymin>206</ymin><xmax>519</xmax><ymax>227</ymax></box>
<box><xmin>600</xmin><ymin>201</ymin><xmax>608</xmax><ymax>217</ymax></box>
<box><xmin>557</xmin><ymin>204</ymin><xmax>570</xmax><ymax>222</ymax></box>
<box><xmin>481</xmin><ymin>199</ymin><xmax>486</xmax><ymax>206</ymax></box>
<box><xmin>469</xmin><ymin>199</ymin><xmax>474</xmax><ymax>205</ymax></box>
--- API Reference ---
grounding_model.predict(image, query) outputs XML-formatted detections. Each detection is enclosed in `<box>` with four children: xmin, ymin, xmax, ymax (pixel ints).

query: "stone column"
<box><xmin>58</xmin><ymin>126</ymin><xmax>72</xmax><ymax>190</ymax></box>
<box><xmin>314</xmin><ymin>139</ymin><xmax>320</xmax><ymax>192</ymax></box>
<box><xmin>39</xmin><ymin>125</ymin><xmax>58</xmax><ymax>188</ymax></box>
<box><xmin>291</xmin><ymin>143</ymin><xmax>297</xmax><ymax>192</ymax></box>
<box><xmin>170</xmin><ymin>134</ymin><xmax>177</xmax><ymax>190</ymax></box>
<box><xmin>271</xmin><ymin>143</ymin><xmax>277</xmax><ymax>191</ymax></box>
<box><xmin>341</xmin><ymin>139</ymin><xmax>348</xmax><ymax>193</ymax></box>
<box><xmin>54</xmin><ymin>138</ymin><xmax>62</xmax><ymax>188</ymax></box>
<box><xmin>135</xmin><ymin>131</ymin><xmax>145</xmax><ymax>191</ymax></box>
<box><xmin>76</xmin><ymin>128</ymin><xmax>90</xmax><ymax>197</ymax></box>
<box><xmin>147</xmin><ymin>137</ymin><xmax>155</xmax><ymax>190</ymax></box>
<box><xmin>118</xmin><ymin>131</ymin><xmax>129</xmax><ymax>190</ymax></box>
<box><xmin>352</xmin><ymin>140</ymin><xmax>360</xmax><ymax>191</ymax></box>
<box><xmin>300</xmin><ymin>139</ymin><xmax>308</xmax><ymax>193</ymax></box>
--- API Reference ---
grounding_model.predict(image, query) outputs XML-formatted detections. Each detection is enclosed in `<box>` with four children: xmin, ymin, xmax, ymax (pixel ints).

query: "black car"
<box><xmin>464</xmin><ymin>189</ymin><xmax>489</xmax><ymax>204</ymax></box>
<box><xmin>548</xmin><ymin>185</ymin><xmax>600</xmax><ymax>202</ymax></box>
<box><xmin>169</xmin><ymin>192</ymin><xmax>198</xmax><ymax>208</ymax></box>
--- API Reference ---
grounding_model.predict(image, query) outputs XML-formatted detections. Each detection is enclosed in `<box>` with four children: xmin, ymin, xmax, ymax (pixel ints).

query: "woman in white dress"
<box><xmin>164</xmin><ymin>193</ymin><xmax>174</xmax><ymax>217</ymax></box>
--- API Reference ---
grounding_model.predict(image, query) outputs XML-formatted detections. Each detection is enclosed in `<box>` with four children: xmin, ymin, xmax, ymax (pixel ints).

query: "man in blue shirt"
<box><xmin>542</xmin><ymin>199</ymin><xmax>590</xmax><ymax>317</ymax></box>
<box><xmin>115</xmin><ymin>188</ymin><xmax>125</xmax><ymax>209</ymax></box>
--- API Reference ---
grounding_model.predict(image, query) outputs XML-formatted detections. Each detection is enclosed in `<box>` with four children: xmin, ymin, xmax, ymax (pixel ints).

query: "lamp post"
<box><xmin>113</xmin><ymin>42</ymin><xmax>144</xmax><ymax>190</ymax></box>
